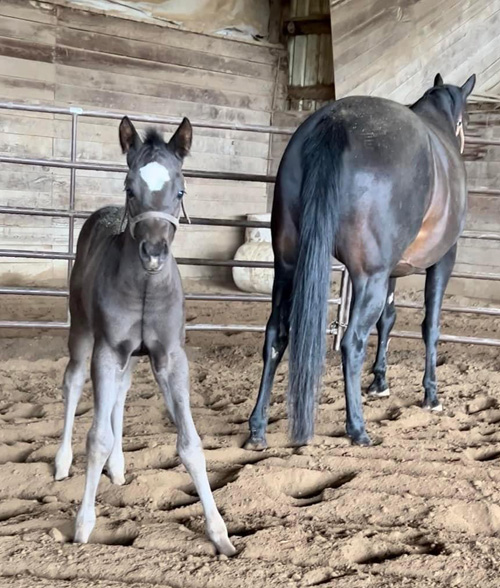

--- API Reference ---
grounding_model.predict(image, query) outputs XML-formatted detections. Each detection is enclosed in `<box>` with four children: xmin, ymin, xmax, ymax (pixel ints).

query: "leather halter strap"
<box><xmin>128</xmin><ymin>210</ymin><xmax>179</xmax><ymax>239</ymax></box>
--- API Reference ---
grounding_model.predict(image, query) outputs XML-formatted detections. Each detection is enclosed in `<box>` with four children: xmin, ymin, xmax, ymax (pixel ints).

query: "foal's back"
<box><xmin>69</xmin><ymin>206</ymin><xmax>125</xmax><ymax>325</ymax></box>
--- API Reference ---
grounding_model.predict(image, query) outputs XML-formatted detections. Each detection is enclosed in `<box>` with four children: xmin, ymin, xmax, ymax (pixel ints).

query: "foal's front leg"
<box><xmin>74</xmin><ymin>342</ymin><xmax>120</xmax><ymax>543</ymax></box>
<box><xmin>151</xmin><ymin>347</ymin><xmax>236</xmax><ymax>556</ymax></box>
<box><xmin>105</xmin><ymin>357</ymin><xmax>137</xmax><ymax>485</ymax></box>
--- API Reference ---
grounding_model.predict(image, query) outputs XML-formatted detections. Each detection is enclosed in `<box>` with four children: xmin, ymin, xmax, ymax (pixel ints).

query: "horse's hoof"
<box><xmin>367</xmin><ymin>387</ymin><xmax>390</xmax><ymax>399</ymax></box>
<box><xmin>243</xmin><ymin>436</ymin><xmax>268</xmax><ymax>451</ymax></box>
<box><xmin>349</xmin><ymin>432</ymin><xmax>373</xmax><ymax>446</ymax></box>
<box><xmin>422</xmin><ymin>401</ymin><xmax>443</xmax><ymax>412</ymax></box>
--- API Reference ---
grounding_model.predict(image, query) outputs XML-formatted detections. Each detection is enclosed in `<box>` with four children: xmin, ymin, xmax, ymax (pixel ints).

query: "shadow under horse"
<box><xmin>245</xmin><ymin>73</ymin><xmax>476</xmax><ymax>449</ymax></box>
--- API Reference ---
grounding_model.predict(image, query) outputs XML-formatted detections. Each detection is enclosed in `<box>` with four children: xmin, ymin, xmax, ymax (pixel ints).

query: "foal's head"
<box><xmin>119</xmin><ymin>116</ymin><xmax>192</xmax><ymax>273</ymax></box>
<box><xmin>422</xmin><ymin>73</ymin><xmax>476</xmax><ymax>152</ymax></box>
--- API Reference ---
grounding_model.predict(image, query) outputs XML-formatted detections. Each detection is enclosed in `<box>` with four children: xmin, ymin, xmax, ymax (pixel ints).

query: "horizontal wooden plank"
<box><xmin>54</xmin><ymin>84</ymin><xmax>271</xmax><ymax>126</ymax></box>
<box><xmin>0</xmin><ymin>55</ymin><xmax>55</xmax><ymax>84</ymax></box>
<box><xmin>56</xmin><ymin>26</ymin><xmax>276</xmax><ymax>81</ymax></box>
<box><xmin>55</xmin><ymin>63</ymin><xmax>272</xmax><ymax>113</ymax></box>
<box><xmin>0</xmin><ymin>36</ymin><xmax>54</xmax><ymax>63</ymax></box>
<box><xmin>0</xmin><ymin>75</ymin><xmax>55</xmax><ymax>103</ymax></box>
<box><xmin>56</xmin><ymin>5</ymin><xmax>281</xmax><ymax>65</ymax></box>
<box><xmin>0</xmin><ymin>0</ymin><xmax>57</xmax><ymax>25</ymax></box>
<box><xmin>0</xmin><ymin>13</ymin><xmax>56</xmax><ymax>45</ymax></box>
<box><xmin>0</xmin><ymin>112</ymin><xmax>270</xmax><ymax>149</ymax></box>
<box><xmin>55</xmin><ymin>45</ymin><xmax>275</xmax><ymax>98</ymax></box>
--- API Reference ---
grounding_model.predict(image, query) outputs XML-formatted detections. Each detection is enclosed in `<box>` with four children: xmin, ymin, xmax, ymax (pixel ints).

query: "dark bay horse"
<box><xmin>245</xmin><ymin>74</ymin><xmax>476</xmax><ymax>449</ymax></box>
<box><xmin>54</xmin><ymin>117</ymin><xmax>235</xmax><ymax>556</ymax></box>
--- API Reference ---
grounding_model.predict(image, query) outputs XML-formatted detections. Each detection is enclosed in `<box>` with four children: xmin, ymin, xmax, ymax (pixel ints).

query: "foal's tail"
<box><xmin>288</xmin><ymin>114</ymin><xmax>345</xmax><ymax>445</ymax></box>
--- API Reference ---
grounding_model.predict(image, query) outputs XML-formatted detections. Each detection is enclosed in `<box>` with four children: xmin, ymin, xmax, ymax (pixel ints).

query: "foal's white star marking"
<box><xmin>139</xmin><ymin>162</ymin><xmax>170</xmax><ymax>192</ymax></box>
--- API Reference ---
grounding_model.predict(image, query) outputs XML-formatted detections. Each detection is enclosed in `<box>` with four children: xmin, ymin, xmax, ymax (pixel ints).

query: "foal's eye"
<box><xmin>177</xmin><ymin>189</ymin><xmax>185</xmax><ymax>199</ymax></box>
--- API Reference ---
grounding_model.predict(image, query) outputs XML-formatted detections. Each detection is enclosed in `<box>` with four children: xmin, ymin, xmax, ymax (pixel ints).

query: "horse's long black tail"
<box><xmin>288</xmin><ymin>114</ymin><xmax>345</xmax><ymax>445</ymax></box>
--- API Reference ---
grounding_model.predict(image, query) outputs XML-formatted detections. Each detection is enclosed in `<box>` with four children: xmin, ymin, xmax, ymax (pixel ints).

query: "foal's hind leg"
<box><xmin>421</xmin><ymin>245</ymin><xmax>457</xmax><ymax>411</ymax></box>
<box><xmin>74</xmin><ymin>343</ymin><xmax>120</xmax><ymax>543</ymax></box>
<box><xmin>105</xmin><ymin>357</ymin><xmax>137</xmax><ymax>485</ymax></box>
<box><xmin>244</xmin><ymin>268</ymin><xmax>294</xmax><ymax>450</ymax></box>
<box><xmin>152</xmin><ymin>348</ymin><xmax>236</xmax><ymax>556</ymax></box>
<box><xmin>55</xmin><ymin>326</ymin><xmax>93</xmax><ymax>481</ymax></box>
<box><xmin>368</xmin><ymin>278</ymin><xmax>396</xmax><ymax>398</ymax></box>
<box><xmin>341</xmin><ymin>272</ymin><xmax>390</xmax><ymax>446</ymax></box>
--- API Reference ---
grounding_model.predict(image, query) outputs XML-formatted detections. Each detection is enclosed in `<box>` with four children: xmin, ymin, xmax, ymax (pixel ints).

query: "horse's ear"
<box><xmin>119</xmin><ymin>116</ymin><xmax>142</xmax><ymax>154</ymax></box>
<box><xmin>169</xmin><ymin>117</ymin><xmax>192</xmax><ymax>160</ymax></box>
<box><xmin>434</xmin><ymin>73</ymin><xmax>444</xmax><ymax>87</ymax></box>
<box><xmin>461</xmin><ymin>74</ymin><xmax>476</xmax><ymax>99</ymax></box>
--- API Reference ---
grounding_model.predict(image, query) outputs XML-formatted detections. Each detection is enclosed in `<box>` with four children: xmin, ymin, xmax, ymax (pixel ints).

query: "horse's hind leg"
<box><xmin>341</xmin><ymin>271</ymin><xmax>390</xmax><ymax>446</ymax></box>
<box><xmin>367</xmin><ymin>278</ymin><xmax>396</xmax><ymax>398</ymax></box>
<box><xmin>55</xmin><ymin>325</ymin><xmax>93</xmax><ymax>481</ymax></box>
<box><xmin>244</xmin><ymin>267</ymin><xmax>294</xmax><ymax>450</ymax></box>
<box><xmin>152</xmin><ymin>348</ymin><xmax>236</xmax><ymax>556</ymax></box>
<box><xmin>105</xmin><ymin>357</ymin><xmax>137</xmax><ymax>485</ymax></box>
<box><xmin>421</xmin><ymin>244</ymin><xmax>457</xmax><ymax>411</ymax></box>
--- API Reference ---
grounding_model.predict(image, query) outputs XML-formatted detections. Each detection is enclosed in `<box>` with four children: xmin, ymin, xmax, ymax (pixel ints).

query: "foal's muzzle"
<box><xmin>139</xmin><ymin>240</ymin><xmax>169</xmax><ymax>273</ymax></box>
<box><xmin>128</xmin><ymin>211</ymin><xmax>180</xmax><ymax>274</ymax></box>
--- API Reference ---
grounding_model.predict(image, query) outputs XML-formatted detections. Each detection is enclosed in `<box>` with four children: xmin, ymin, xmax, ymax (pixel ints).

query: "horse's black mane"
<box><xmin>143</xmin><ymin>128</ymin><xmax>166</xmax><ymax>149</ymax></box>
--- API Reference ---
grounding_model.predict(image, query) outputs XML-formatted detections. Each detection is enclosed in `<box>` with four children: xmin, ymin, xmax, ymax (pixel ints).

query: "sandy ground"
<box><xmin>1</xmin><ymin>293</ymin><xmax>500</xmax><ymax>587</ymax></box>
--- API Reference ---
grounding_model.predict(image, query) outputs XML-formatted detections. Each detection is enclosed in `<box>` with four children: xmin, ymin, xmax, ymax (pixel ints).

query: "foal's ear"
<box><xmin>169</xmin><ymin>117</ymin><xmax>192</xmax><ymax>160</ymax></box>
<box><xmin>119</xmin><ymin>116</ymin><xmax>142</xmax><ymax>154</ymax></box>
<box><xmin>434</xmin><ymin>73</ymin><xmax>444</xmax><ymax>87</ymax></box>
<box><xmin>461</xmin><ymin>74</ymin><xmax>476</xmax><ymax>99</ymax></box>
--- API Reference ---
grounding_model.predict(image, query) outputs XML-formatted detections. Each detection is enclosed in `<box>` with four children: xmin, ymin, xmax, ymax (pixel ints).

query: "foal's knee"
<box><xmin>87</xmin><ymin>423</ymin><xmax>114</xmax><ymax>461</ymax></box>
<box><xmin>178</xmin><ymin>436</ymin><xmax>204</xmax><ymax>468</ymax></box>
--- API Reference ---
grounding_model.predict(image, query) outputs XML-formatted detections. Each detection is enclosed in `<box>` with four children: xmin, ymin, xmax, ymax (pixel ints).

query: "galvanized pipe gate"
<box><xmin>0</xmin><ymin>102</ymin><xmax>499</xmax><ymax>348</ymax></box>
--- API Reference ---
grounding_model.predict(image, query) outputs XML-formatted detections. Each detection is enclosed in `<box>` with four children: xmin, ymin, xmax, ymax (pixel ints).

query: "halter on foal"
<box><xmin>54</xmin><ymin>117</ymin><xmax>235</xmax><ymax>556</ymax></box>
<box><xmin>245</xmin><ymin>73</ymin><xmax>476</xmax><ymax>450</ymax></box>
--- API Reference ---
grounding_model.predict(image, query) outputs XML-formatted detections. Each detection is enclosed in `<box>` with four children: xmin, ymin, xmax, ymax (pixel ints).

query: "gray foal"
<box><xmin>54</xmin><ymin>116</ymin><xmax>235</xmax><ymax>556</ymax></box>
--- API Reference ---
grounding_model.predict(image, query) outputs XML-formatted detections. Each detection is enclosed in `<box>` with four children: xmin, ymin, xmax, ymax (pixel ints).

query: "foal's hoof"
<box><xmin>216</xmin><ymin>535</ymin><xmax>237</xmax><ymax>557</ymax></box>
<box><xmin>54</xmin><ymin>447</ymin><xmax>72</xmax><ymax>481</ymax></box>
<box><xmin>367</xmin><ymin>386</ymin><xmax>390</xmax><ymax>399</ymax></box>
<box><xmin>422</xmin><ymin>401</ymin><xmax>443</xmax><ymax>412</ymax></box>
<box><xmin>54</xmin><ymin>468</ymin><xmax>70</xmax><ymax>482</ymax></box>
<box><xmin>243</xmin><ymin>435</ymin><xmax>268</xmax><ymax>451</ymax></box>
<box><xmin>73</xmin><ymin>514</ymin><xmax>95</xmax><ymax>544</ymax></box>
<box><xmin>109</xmin><ymin>472</ymin><xmax>126</xmax><ymax>486</ymax></box>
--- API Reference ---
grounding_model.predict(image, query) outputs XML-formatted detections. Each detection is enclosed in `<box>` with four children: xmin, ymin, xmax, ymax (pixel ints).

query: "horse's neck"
<box><xmin>412</xmin><ymin>102</ymin><xmax>455</xmax><ymax>142</ymax></box>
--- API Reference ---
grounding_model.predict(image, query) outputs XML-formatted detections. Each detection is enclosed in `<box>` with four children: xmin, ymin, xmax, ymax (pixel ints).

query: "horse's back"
<box><xmin>77</xmin><ymin>206</ymin><xmax>124</xmax><ymax>256</ymax></box>
<box><xmin>69</xmin><ymin>206</ymin><xmax>124</xmax><ymax>324</ymax></box>
<box><xmin>275</xmin><ymin>95</ymin><xmax>466</xmax><ymax>275</ymax></box>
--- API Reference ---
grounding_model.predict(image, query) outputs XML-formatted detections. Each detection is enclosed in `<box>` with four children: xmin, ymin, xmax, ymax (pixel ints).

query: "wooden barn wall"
<box><xmin>0</xmin><ymin>0</ymin><xmax>284</xmax><ymax>287</ymax></box>
<box><xmin>329</xmin><ymin>0</ymin><xmax>500</xmax><ymax>103</ymax></box>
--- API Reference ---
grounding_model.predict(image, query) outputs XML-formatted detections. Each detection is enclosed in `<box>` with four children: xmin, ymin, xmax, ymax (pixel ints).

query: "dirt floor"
<box><xmin>1</xmin><ymin>291</ymin><xmax>500</xmax><ymax>587</ymax></box>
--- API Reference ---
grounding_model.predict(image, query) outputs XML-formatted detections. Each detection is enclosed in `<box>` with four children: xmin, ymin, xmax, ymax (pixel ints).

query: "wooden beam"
<box><xmin>288</xmin><ymin>83</ymin><xmax>335</xmax><ymax>100</ymax></box>
<box><xmin>284</xmin><ymin>15</ymin><xmax>331</xmax><ymax>36</ymax></box>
